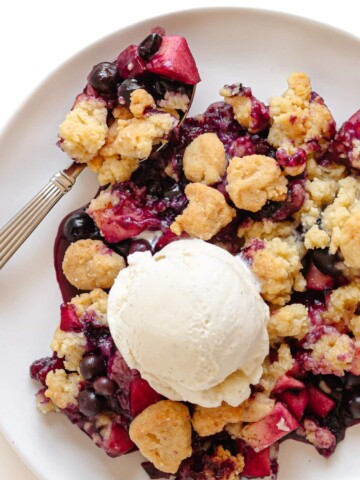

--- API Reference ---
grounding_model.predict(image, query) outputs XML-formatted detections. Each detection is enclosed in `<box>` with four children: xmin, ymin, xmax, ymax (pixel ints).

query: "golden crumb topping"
<box><xmin>45</xmin><ymin>370</ymin><xmax>82</xmax><ymax>410</ymax></box>
<box><xmin>250</xmin><ymin>238</ymin><xmax>305</xmax><ymax>305</ymax></box>
<box><xmin>62</xmin><ymin>239</ymin><xmax>125</xmax><ymax>290</ymax></box>
<box><xmin>268</xmin><ymin>73</ymin><xmax>334</xmax><ymax>162</ymax></box>
<box><xmin>268</xmin><ymin>304</ymin><xmax>310</xmax><ymax>344</ymax></box>
<box><xmin>129</xmin><ymin>400</ymin><xmax>192</xmax><ymax>474</ymax></box>
<box><xmin>226</xmin><ymin>155</ymin><xmax>288</xmax><ymax>212</ymax></box>
<box><xmin>59</xmin><ymin>97</ymin><xmax>108</xmax><ymax>163</ymax></box>
<box><xmin>183</xmin><ymin>133</ymin><xmax>227</xmax><ymax>185</ymax></box>
<box><xmin>260</xmin><ymin>344</ymin><xmax>294</xmax><ymax>394</ymax></box>
<box><xmin>70</xmin><ymin>288</ymin><xmax>108</xmax><ymax>324</ymax></box>
<box><xmin>192</xmin><ymin>394</ymin><xmax>275</xmax><ymax>437</ymax></box>
<box><xmin>89</xmin><ymin>155</ymin><xmax>140</xmax><ymax>186</ymax></box>
<box><xmin>338</xmin><ymin>212</ymin><xmax>360</xmax><ymax>268</ymax></box>
<box><xmin>100</xmin><ymin>113</ymin><xmax>175</xmax><ymax>160</ymax></box>
<box><xmin>50</xmin><ymin>328</ymin><xmax>87</xmax><ymax>371</ymax></box>
<box><xmin>171</xmin><ymin>183</ymin><xmax>236</xmax><ymax>240</ymax></box>
<box><xmin>129</xmin><ymin>89</ymin><xmax>155</xmax><ymax>118</ymax></box>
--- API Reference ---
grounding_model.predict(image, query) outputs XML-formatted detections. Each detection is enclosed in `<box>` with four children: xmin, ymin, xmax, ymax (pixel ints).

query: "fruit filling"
<box><xmin>30</xmin><ymin>29</ymin><xmax>360</xmax><ymax>480</ymax></box>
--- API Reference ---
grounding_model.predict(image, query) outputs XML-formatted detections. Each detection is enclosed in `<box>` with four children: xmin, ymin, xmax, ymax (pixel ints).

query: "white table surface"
<box><xmin>0</xmin><ymin>0</ymin><xmax>358</xmax><ymax>478</ymax></box>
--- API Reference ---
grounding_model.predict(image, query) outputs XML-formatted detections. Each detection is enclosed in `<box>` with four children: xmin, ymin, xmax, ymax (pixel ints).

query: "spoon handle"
<box><xmin>0</xmin><ymin>163</ymin><xmax>85</xmax><ymax>270</ymax></box>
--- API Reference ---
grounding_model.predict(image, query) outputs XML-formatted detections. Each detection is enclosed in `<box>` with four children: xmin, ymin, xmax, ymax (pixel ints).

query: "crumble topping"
<box><xmin>268</xmin><ymin>73</ymin><xmax>335</xmax><ymax>173</ymax></box>
<box><xmin>50</xmin><ymin>327</ymin><xmax>87</xmax><ymax>371</ymax></box>
<box><xmin>304</xmin><ymin>225</ymin><xmax>330</xmax><ymax>249</ymax></box>
<box><xmin>267</xmin><ymin>304</ymin><xmax>310</xmax><ymax>344</ymax></box>
<box><xmin>129</xmin><ymin>89</ymin><xmax>155</xmax><ymax>117</ymax></box>
<box><xmin>202</xmin><ymin>446</ymin><xmax>245</xmax><ymax>480</ymax></box>
<box><xmin>238</xmin><ymin>219</ymin><xmax>294</xmax><ymax>242</ymax></box>
<box><xmin>321</xmin><ymin>176</ymin><xmax>360</xmax><ymax>256</ymax></box>
<box><xmin>170</xmin><ymin>183</ymin><xmax>236</xmax><ymax>240</ymax></box>
<box><xmin>71</xmin><ymin>288</ymin><xmax>108</xmax><ymax>323</ymax></box>
<box><xmin>220</xmin><ymin>84</ymin><xmax>269</xmax><ymax>133</ymax></box>
<box><xmin>35</xmin><ymin>390</ymin><xmax>57</xmax><ymax>414</ymax></box>
<box><xmin>89</xmin><ymin>155</ymin><xmax>140</xmax><ymax>186</ymax></box>
<box><xmin>192</xmin><ymin>393</ymin><xmax>275</xmax><ymax>437</ymax></box>
<box><xmin>183</xmin><ymin>132</ymin><xmax>227</xmax><ymax>185</ymax></box>
<box><xmin>58</xmin><ymin>97</ymin><xmax>108</xmax><ymax>163</ymax></box>
<box><xmin>303</xmin><ymin>329</ymin><xmax>355</xmax><ymax>376</ymax></box>
<box><xmin>226</xmin><ymin>155</ymin><xmax>288</xmax><ymax>212</ymax></box>
<box><xmin>158</xmin><ymin>91</ymin><xmax>190</xmax><ymax>112</ymax></box>
<box><xmin>129</xmin><ymin>400</ymin><xmax>192</xmax><ymax>474</ymax></box>
<box><xmin>62</xmin><ymin>239</ymin><xmax>125</xmax><ymax>290</ymax></box>
<box><xmin>259</xmin><ymin>344</ymin><xmax>294</xmax><ymax>394</ymax></box>
<box><xmin>338</xmin><ymin>212</ymin><xmax>360</xmax><ymax>268</ymax></box>
<box><xmin>100</xmin><ymin>113</ymin><xmax>175</xmax><ymax>160</ymax></box>
<box><xmin>249</xmin><ymin>238</ymin><xmax>306</xmax><ymax>305</ymax></box>
<box><xmin>45</xmin><ymin>370</ymin><xmax>82</xmax><ymax>410</ymax></box>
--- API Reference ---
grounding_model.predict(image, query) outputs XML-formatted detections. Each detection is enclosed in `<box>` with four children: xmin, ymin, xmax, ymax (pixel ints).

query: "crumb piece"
<box><xmin>304</xmin><ymin>225</ymin><xmax>330</xmax><ymax>249</ymax></box>
<box><xmin>268</xmin><ymin>73</ymin><xmax>335</xmax><ymax>157</ymax></box>
<box><xmin>170</xmin><ymin>183</ymin><xmax>236</xmax><ymax>240</ymax></box>
<box><xmin>303</xmin><ymin>330</ymin><xmax>355</xmax><ymax>375</ymax></box>
<box><xmin>323</xmin><ymin>282</ymin><xmax>360</xmax><ymax>336</ymax></box>
<box><xmin>129</xmin><ymin>89</ymin><xmax>155</xmax><ymax>117</ymax></box>
<box><xmin>45</xmin><ymin>370</ymin><xmax>82</xmax><ymax>410</ymax></box>
<box><xmin>201</xmin><ymin>446</ymin><xmax>245</xmax><ymax>480</ymax></box>
<box><xmin>158</xmin><ymin>91</ymin><xmax>190</xmax><ymax>112</ymax></box>
<box><xmin>220</xmin><ymin>84</ymin><xmax>269</xmax><ymax>133</ymax></box>
<box><xmin>100</xmin><ymin>113</ymin><xmax>175</xmax><ymax>160</ymax></box>
<box><xmin>260</xmin><ymin>344</ymin><xmax>294</xmax><ymax>394</ymax></box>
<box><xmin>226</xmin><ymin>155</ymin><xmax>288</xmax><ymax>212</ymax></box>
<box><xmin>268</xmin><ymin>304</ymin><xmax>310</xmax><ymax>343</ymax></box>
<box><xmin>97</xmin><ymin>156</ymin><xmax>139</xmax><ymax>186</ymax></box>
<box><xmin>338</xmin><ymin>212</ymin><xmax>360</xmax><ymax>268</ymax></box>
<box><xmin>238</xmin><ymin>219</ymin><xmax>294</xmax><ymax>242</ymax></box>
<box><xmin>59</xmin><ymin>97</ymin><xmax>108</xmax><ymax>163</ymax></box>
<box><xmin>306</xmin><ymin>177</ymin><xmax>337</xmax><ymax>207</ymax></box>
<box><xmin>112</xmin><ymin>105</ymin><xmax>133</xmax><ymax>120</ymax></box>
<box><xmin>321</xmin><ymin>176</ymin><xmax>360</xmax><ymax>255</ymax></box>
<box><xmin>183</xmin><ymin>133</ymin><xmax>227</xmax><ymax>185</ymax></box>
<box><xmin>306</xmin><ymin>157</ymin><xmax>346</xmax><ymax>182</ymax></box>
<box><xmin>302</xmin><ymin>419</ymin><xmax>336</xmax><ymax>452</ymax></box>
<box><xmin>71</xmin><ymin>288</ymin><xmax>108</xmax><ymax>325</ymax></box>
<box><xmin>50</xmin><ymin>327</ymin><xmax>87</xmax><ymax>371</ymax></box>
<box><xmin>250</xmin><ymin>238</ymin><xmax>305</xmax><ymax>305</ymax></box>
<box><xmin>192</xmin><ymin>394</ymin><xmax>275</xmax><ymax>437</ymax></box>
<box><xmin>129</xmin><ymin>400</ymin><xmax>192</xmax><ymax>474</ymax></box>
<box><xmin>35</xmin><ymin>389</ymin><xmax>57</xmax><ymax>414</ymax></box>
<box><xmin>62</xmin><ymin>239</ymin><xmax>125</xmax><ymax>290</ymax></box>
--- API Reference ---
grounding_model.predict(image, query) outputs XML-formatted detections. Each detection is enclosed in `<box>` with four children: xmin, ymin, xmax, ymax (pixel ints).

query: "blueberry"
<box><xmin>163</xmin><ymin>183</ymin><xmax>182</xmax><ymax>200</ymax></box>
<box><xmin>93</xmin><ymin>377</ymin><xmax>118</xmax><ymax>396</ymax></box>
<box><xmin>78</xmin><ymin>390</ymin><xmax>103</xmax><ymax>417</ymax></box>
<box><xmin>138</xmin><ymin>33</ymin><xmax>162</xmax><ymax>61</ymax></box>
<box><xmin>128</xmin><ymin>239</ymin><xmax>152</xmax><ymax>255</ymax></box>
<box><xmin>346</xmin><ymin>393</ymin><xmax>360</xmax><ymax>419</ymax></box>
<box><xmin>89</xmin><ymin>62</ymin><xmax>121</xmax><ymax>94</ymax></box>
<box><xmin>79</xmin><ymin>354</ymin><xmax>106</xmax><ymax>380</ymax></box>
<box><xmin>63</xmin><ymin>212</ymin><xmax>100</xmax><ymax>242</ymax></box>
<box><xmin>355</xmin><ymin>303</ymin><xmax>360</xmax><ymax>315</ymax></box>
<box><xmin>118</xmin><ymin>78</ymin><xmax>145</xmax><ymax>104</ymax></box>
<box><xmin>346</xmin><ymin>374</ymin><xmax>360</xmax><ymax>388</ymax></box>
<box><xmin>312</xmin><ymin>248</ymin><xmax>341</xmax><ymax>276</ymax></box>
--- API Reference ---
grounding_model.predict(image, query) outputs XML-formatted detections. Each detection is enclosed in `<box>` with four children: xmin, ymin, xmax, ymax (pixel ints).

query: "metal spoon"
<box><xmin>0</xmin><ymin>86</ymin><xmax>195</xmax><ymax>270</ymax></box>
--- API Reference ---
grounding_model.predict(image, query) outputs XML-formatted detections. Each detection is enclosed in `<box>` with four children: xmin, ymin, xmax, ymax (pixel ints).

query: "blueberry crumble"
<box><xmin>30</xmin><ymin>28</ymin><xmax>360</xmax><ymax>480</ymax></box>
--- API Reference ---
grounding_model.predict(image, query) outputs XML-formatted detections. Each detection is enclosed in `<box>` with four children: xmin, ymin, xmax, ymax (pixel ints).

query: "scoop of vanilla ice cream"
<box><xmin>108</xmin><ymin>239</ymin><xmax>269</xmax><ymax>407</ymax></box>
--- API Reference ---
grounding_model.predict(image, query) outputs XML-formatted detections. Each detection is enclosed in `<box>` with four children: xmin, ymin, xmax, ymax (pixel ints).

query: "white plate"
<box><xmin>1</xmin><ymin>7</ymin><xmax>360</xmax><ymax>480</ymax></box>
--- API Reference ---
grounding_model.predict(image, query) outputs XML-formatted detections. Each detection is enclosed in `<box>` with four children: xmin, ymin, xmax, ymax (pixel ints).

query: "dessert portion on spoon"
<box><xmin>0</xmin><ymin>29</ymin><xmax>199</xmax><ymax>270</ymax></box>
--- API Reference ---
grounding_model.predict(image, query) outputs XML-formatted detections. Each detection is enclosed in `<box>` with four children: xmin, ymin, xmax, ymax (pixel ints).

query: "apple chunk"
<box><xmin>240</xmin><ymin>402</ymin><xmax>298</xmax><ymax>452</ymax></box>
<box><xmin>146</xmin><ymin>36</ymin><xmax>201</xmax><ymax>84</ymax></box>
